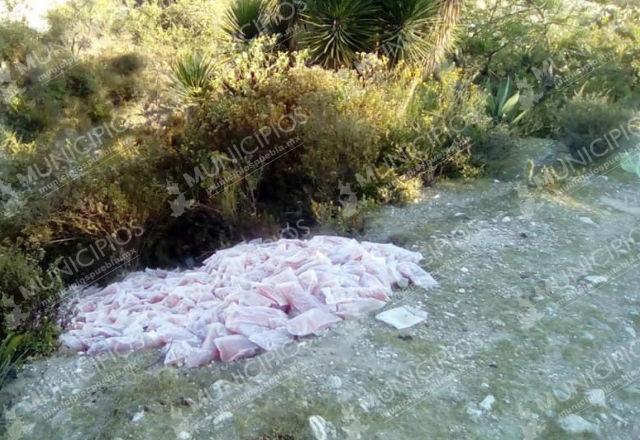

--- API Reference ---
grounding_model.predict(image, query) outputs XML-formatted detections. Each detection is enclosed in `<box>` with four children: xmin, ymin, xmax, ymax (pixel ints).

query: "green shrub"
<box><xmin>0</xmin><ymin>20</ymin><xmax>42</xmax><ymax>62</ymax></box>
<box><xmin>461</xmin><ymin>1</ymin><xmax>639</xmax><ymax>138</ymax></box>
<box><xmin>109</xmin><ymin>53</ymin><xmax>145</xmax><ymax>76</ymax></box>
<box><xmin>65</xmin><ymin>64</ymin><xmax>98</xmax><ymax>98</ymax></box>
<box><xmin>555</xmin><ymin>93</ymin><xmax>635</xmax><ymax>156</ymax></box>
<box><xmin>175</xmin><ymin>39</ymin><xmax>412</xmax><ymax>215</ymax></box>
<box><xmin>0</xmin><ymin>246</ymin><xmax>63</xmax><ymax>357</ymax></box>
<box><xmin>383</xmin><ymin>68</ymin><xmax>490</xmax><ymax>182</ymax></box>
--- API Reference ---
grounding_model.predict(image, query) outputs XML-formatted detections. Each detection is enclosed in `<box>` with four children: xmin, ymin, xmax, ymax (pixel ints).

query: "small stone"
<box><xmin>466</xmin><ymin>404</ymin><xmax>482</xmax><ymax>420</ymax></box>
<box><xmin>624</xmin><ymin>386</ymin><xmax>640</xmax><ymax>395</ymax></box>
<box><xmin>579</xmin><ymin>217</ymin><xmax>598</xmax><ymax>226</ymax></box>
<box><xmin>502</xmin><ymin>216</ymin><xmax>512</xmax><ymax>223</ymax></box>
<box><xmin>309</xmin><ymin>415</ymin><xmax>337</xmax><ymax>440</ymax></box>
<box><xmin>479</xmin><ymin>395</ymin><xmax>495</xmax><ymax>411</ymax></box>
<box><xmin>177</xmin><ymin>432</ymin><xmax>191</xmax><ymax>440</ymax></box>
<box><xmin>611</xmin><ymin>413</ymin><xmax>628</xmax><ymax>425</ymax></box>
<box><xmin>328</xmin><ymin>376</ymin><xmax>342</xmax><ymax>389</ymax></box>
<box><xmin>624</xmin><ymin>326</ymin><xmax>637</xmax><ymax>338</ymax></box>
<box><xmin>582</xmin><ymin>332</ymin><xmax>595</xmax><ymax>341</ymax></box>
<box><xmin>214</xmin><ymin>411</ymin><xmax>233</xmax><ymax>425</ymax></box>
<box><xmin>586</xmin><ymin>389</ymin><xmax>607</xmax><ymax>408</ymax></box>
<box><xmin>131</xmin><ymin>411</ymin><xmax>145</xmax><ymax>423</ymax></box>
<box><xmin>460</xmin><ymin>267</ymin><xmax>469</xmax><ymax>273</ymax></box>
<box><xmin>211</xmin><ymin>380</ymin><xmax>233</xmax><ymax>398</ymax></box>
<box><xmin>584</xmin><ymin>275</ymin><xmax>608</xmax><ymax>285</ymax></box>
<box><xmin>559</xmin><ymin>414</ymin><xmax>598</xmax><ymax>434</ymax></box>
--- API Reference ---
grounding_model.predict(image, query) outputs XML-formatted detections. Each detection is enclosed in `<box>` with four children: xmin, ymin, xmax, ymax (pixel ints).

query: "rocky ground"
<box><xmin>1</xmin><ymin>138</ymin><xmax>639</xmax><ymax>439</ymax></box>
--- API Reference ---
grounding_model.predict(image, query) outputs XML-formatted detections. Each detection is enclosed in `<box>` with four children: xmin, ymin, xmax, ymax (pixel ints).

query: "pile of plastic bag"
<box><xmin>60</xmin><ymin>236</ymin><xmax>437</xmax><ymax>367</ymax></box>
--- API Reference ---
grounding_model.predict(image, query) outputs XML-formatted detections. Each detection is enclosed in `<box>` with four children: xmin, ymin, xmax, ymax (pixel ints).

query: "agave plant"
<box><xmin>223</xmin><ymin>0</ymin><xmax>269</xmax><ymax>42</ymax></box>
<box><xmin>299</xmin><ymin>0</ymin><xmax>380</xmax><ymax>68</ymax></box>
<box><xmin>378</xmin><ymin>0</ymin><xmax>437</xmax><ymax>65</ymax></box>
<box><xmin>171</xmin><ymin>53</ymin><xmax>215</xmax><ymax>102</ymax></box>
<box><xmin>486</xmin><ymin>77</ymin><xmax>527</xmax><ymax>125</ymax></box>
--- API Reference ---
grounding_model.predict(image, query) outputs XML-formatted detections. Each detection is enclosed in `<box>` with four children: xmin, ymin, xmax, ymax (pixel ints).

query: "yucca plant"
<box><xmin>422</xmin><ymin>0</ymin><xmax>464</xmax><ymax>75</ymax></box>
<box><xmin>171</xmin><ymin>53</ymin><xmax>215</xmax><ymax>102</ymax></box>
<box><xmin>378</xmin><ymin>0</ymin><xmax>437</xmax><ymax>65</ymax></box>
<box><xmin>223</xmin><ymin>0</ymin><xmax>269</xmax><ymax>42</ymax></box>
<box><xmin>266</xmin><ymin>0</ymin><xmax>306</xmax><ymax>50</ymax></box>
<box><xmin>300</xmin><ymin>0</ymin><xmax>380</xmax><ymax>68</ymax></box>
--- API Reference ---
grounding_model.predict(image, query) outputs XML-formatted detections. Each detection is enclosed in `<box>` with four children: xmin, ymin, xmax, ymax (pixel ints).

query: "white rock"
<box><xmin>586</xmin><ymin>389</ymin><xmax>607</xmax><ymax>408</ymax></box>
<box><xmin>559</xmin><ymin>414</ymin><xmax>598</xmax><ymax>434</ymax></box>
<box><xmin>610</xmin><ymin>413</ymin><xmax>628</xmax><ymax>425</ymax></box>
<box><xmin>502</xmin><ymin>216</ymin><xmax>512</xmax><ymax>223</ymax></box>
<box><xmin>328</xmin><ymin>375</ymin><xmax>342</xmax><ymax>389</ymax></box>
<box><xmin>131</xmin><ymin>411</ymin><xmax>145</xmax><ymax>423</ymax></box>
<box><xmin>584</xmin><ymin>275</ymin><xmax>608</xmax><ymax>285</ymax></box>
<box><xmin>466</xmin><ymin>405</ymin><xmax>482</xmax><ymax>420</ymax></box>
<box><xmin>479</xmin><ymin>395</ymin><xmax>495</xmax><ymax>411</ymax></box>
<box><xmin>309</xmin><ymin>415</ymin><xmax>337</xmax><ymax>440</ymax></box>
<box><xmin>579</xmin><ymin>217</ymin><xmax>598</xmax><ymax>226</ymax></box>
<box><xmin>624</xmin><ymin>326</ymin><xmax>637</xmax><ymax>338</ymax></box>
<box><xmin>177</xmin><ymin>432</ymin><xmax>191</xmax><ymax>440</ymax></box>
<box><xmin>376</xmin><ymin>306</ymin><xmax>428</xmax><ymax>329</ymax></box>
<box><xmin>214</xmin><ymin>411</ymin><xmax>233</xmax><ymax>425</ymax></box>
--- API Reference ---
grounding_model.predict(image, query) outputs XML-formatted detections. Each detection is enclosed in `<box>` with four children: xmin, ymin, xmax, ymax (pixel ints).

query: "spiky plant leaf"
<box><xmin>501</xmin><ymin>91</ymin><xmax>520</xmax><ymax>116</ymax></box>
<box><xmin>265</xmin><ymin>0</ymin><xmax>306</xmax><ymax>50</ymax></box>
<box><xmin>379</xmin><ymin>0</ymin><xmax>437</xmax><ymax>65</ymax></box>
<box><xmin>223</xmin><ymin>0</ymin><xmax>269</xmax><ymax>42</ymax></box>
<box><xmin>497</xmin><ymin>76</ymin><xmax>512</xmax><ymax>114</ymax></box>
<box><xmin>171</xmin><ymin>53</ymin><xmax>215</xmax><ymax>102</ymax></box>
<box><xmin>300</xmin><ymin>0</ymin><xmax>380</xmax><ymax>68</ymax></box>
<box><xmin>422</xmin><ymin>0</ymin><xmax>464</xmax><ymax>75</ymax></box>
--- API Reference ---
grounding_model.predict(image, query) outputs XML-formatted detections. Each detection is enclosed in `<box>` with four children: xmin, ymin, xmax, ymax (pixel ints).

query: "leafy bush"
<box><xmin>555</xmin><ymin>93</ymin><xmax>635</xmax><ymax>156</ymax></box>
<box><xmin>0</xmin><ymin>246</ymin><xmax>63</xmax><ymax>357</ymax></box>
<box><xmin>461</xmin><ymin>0</ymin><xmax>639</xmax><ymax>139</ymax></box>
<box><xmin>109</xmin><ymin>53</ymin><xmax>145</xmax><ymax>76</ymax></box>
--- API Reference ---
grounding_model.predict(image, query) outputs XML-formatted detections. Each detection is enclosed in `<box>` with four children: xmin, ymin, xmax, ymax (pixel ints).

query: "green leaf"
<box><xmin>501</xmin><ymin>91</ymin><xmax>520</xmax><ymax>116</ymax></box>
